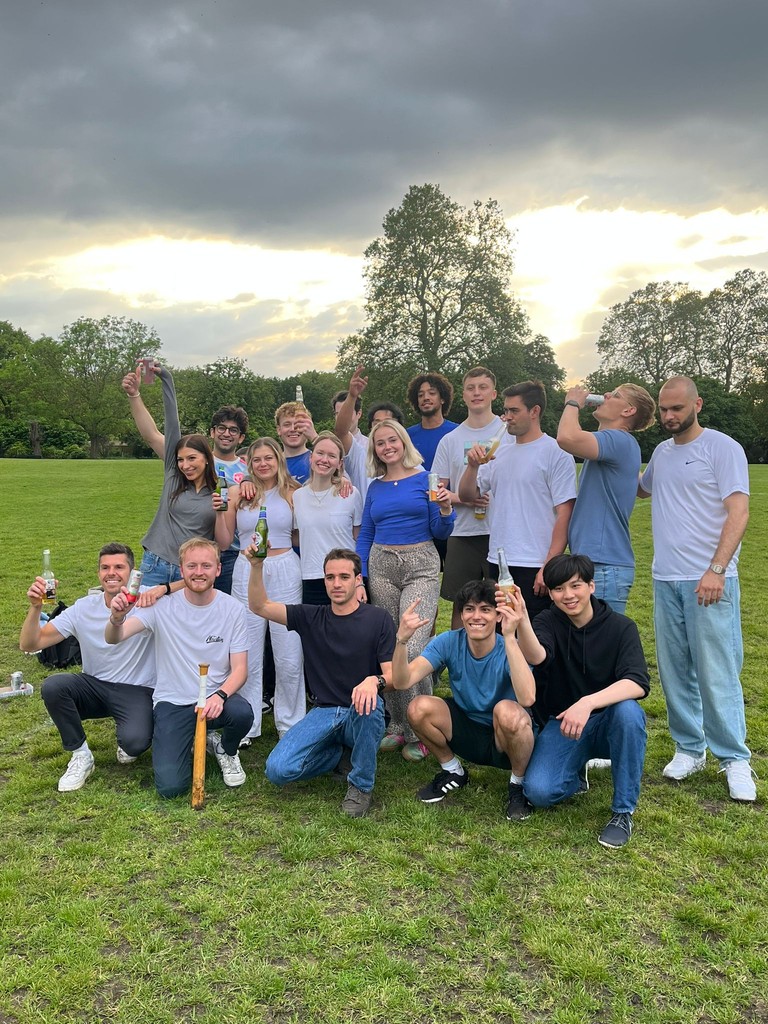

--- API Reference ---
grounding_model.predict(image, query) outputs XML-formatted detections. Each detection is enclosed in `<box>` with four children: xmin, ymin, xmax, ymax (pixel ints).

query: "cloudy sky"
<box><xmin>2</xmin><ymin>0</ymin><xmax>767</xmax><ymax>383</ymax></box>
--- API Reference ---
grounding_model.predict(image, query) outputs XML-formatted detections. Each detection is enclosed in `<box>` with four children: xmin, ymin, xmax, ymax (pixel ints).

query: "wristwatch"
<box><xmin>214</xmin><ymin>689</ymin><xmax>229</xmax><ymax>702</ymax></box>
<box><xmin>376</xmin><ymin>675</ymin><xmax>387</xmax><ymax>695</ymax></box>
<box><xmin>564</xmin><ymin>400</ymin><xmax>581</xmax><ymax>409</ymax></box>
<box><xmin>709</xmin><ymin>563</ymin><xmax>726</xmax><ymax>575</ymax></box>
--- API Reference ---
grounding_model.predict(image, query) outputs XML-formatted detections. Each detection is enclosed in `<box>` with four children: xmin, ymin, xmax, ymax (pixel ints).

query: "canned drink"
<box><xmin>139</xmin><ymin>358</ymin><xmax>156</xmax><ymax>385</ymax></box>
<box><xmin>428</xmin><ymin>472</ymin><xmax>439</xmax><ymax>501</ymax></box>
<box><xmin>585</xmin><ymin>394</ymin><xmax>605</xmax><ymax>406</ymax></box>
<box><xmin>11</xmin><ymin>671</ymin><xmax>24</xmax><ymax>691</ymax></box>
<box><xmin>126</xmin><ymin>569</ymin><xmax>143</xmax><ymax>604</ymax></box>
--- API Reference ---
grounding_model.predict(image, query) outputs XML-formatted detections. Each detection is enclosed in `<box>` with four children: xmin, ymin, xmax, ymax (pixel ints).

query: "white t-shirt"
<box><xmin>54</xmin><ymin>591</ymin><xmax>155</xmax><ymax>687</ymax></box>
<box><xmin>477</xmin><ymin>433</ymin><xmax>577</xmax><ymax>566</ymax></box>
<box><xmin>342</xmin><ymin>440</ymin><xmax>373</xmax><ymax>502</ymax></box>
<box><xmin>432</xmin><ymin>418</ymin><xmax>506</xmax><ymax>536</ymax></box>
<box><xmin>639</xmin><ymin>428</ymin><xmax>749</xmax><ymax>580</ymax></box>
<box><xmin>293</xmin><ymin>485</ymin><xmax>363</xmax><ymax>578</ymax></box>
<box><xmin>133</xmin><ymin>589</ymin><xmax>248</xmax><ymax>706</ymax></box>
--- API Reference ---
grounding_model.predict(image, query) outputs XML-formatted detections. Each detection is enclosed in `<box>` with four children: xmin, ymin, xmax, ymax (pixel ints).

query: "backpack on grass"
<box><xmin>36</xmin><ymin>601</ymin><xmax>82</xmax><ymax>670</ymax></box>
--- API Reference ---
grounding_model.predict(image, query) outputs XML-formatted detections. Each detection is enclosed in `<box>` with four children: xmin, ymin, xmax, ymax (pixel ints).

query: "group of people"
<box><xmin>19</xmin><ymin>362</ymin><xmax>756</xmax><ymax>850</ymax></box>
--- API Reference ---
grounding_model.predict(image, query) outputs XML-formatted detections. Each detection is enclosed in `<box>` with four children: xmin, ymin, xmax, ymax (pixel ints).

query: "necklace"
<box><xmin>309</xmin><ymin>486</ymin><xmax>332</xmax><ymax>505</ymax></box>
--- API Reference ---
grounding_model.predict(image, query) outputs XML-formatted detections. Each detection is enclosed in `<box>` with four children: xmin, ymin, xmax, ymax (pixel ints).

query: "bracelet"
<box><xmin>127</xmin><ymin>393</ymin><xmax>140</xmax><ymax>399</ymax></box>
<box><xmin>395</xmin><ymin>636</ymin><xmax>408</xmax><ymax>646</ymax></box>
<box><xmin>109</xmin><ymin>615</ymin><xmax>125</xmax><ymax>627</ymax></box>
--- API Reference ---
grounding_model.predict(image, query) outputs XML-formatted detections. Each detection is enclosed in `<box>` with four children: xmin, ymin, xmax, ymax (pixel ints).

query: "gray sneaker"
<box><xmin>207</xmin><ymin>731</ymin><xmax>246</xmax><ymax>787</ymax></box>
<box><xmin>341</xmin><ymin>783</ymin><xmax>372</xmax><ymax>818</ymax></box>
<box><xmin>58</xmin><ymin>750</ymin><xmax>95</xmax><ymax>792</ymax></box>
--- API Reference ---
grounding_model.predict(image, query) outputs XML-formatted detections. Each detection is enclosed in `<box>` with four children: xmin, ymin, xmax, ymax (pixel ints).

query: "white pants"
<box><xmin>232</xmin><ymin>550</ymin><xmax>306</xmax><ymax>737</ymax></box>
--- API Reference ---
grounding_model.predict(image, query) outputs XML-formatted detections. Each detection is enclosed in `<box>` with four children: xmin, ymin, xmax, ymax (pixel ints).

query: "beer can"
<box><xmin>10</xmin><ymin>671</ymin><xmax>24</xmax><ymax>691</ymax></box>
<box><xmin>585</xmin><ymin>394</ymin><xmax>605</xmax><ymax>406</ymax></box>
<box><xmin>428</xmin><ymin>472</ymin><xmax>438</xmax><ymax>501</ymax></box>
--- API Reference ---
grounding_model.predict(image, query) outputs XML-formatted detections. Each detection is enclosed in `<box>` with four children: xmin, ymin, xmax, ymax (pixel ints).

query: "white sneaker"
<box><xmin>587</xmin><ymin>758</ymin><xmax>612</xmax><ymax>770</ymax></box>
<box><xmin>207</xmin><ymin>730</ymin><xmax>246</xmax><ymax>787</ymax></box>
<box><xmin>58</xmin><ymin>750</ymin><xmax>95</xmax><ymax>792</ymax></box>
<box><xmin>721</xmin><ymin>760</ymin><xmax>757</xmax><ymax>802</ymax></box>
<box><xmin>116</xmin><ymin>746</ymin><xmax>137</xmax><ymax>765</ymax></box>
<box><xmin>663</xmin><ymin>751</ymin><xmax>706</xmax><ymax>781</ymax></box>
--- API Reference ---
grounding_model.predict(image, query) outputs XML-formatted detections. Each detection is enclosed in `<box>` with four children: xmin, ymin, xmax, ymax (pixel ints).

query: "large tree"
<box><xmin>37</xmin><ymin>316</ymin><xmax>162</xmax><ymax>457</ymax></box>
<box><xmin>596</xmin><ymin>281</ymin><xmax>709</xmax><ymax>388</ymax></box>
<box><xmin>703</xmin><ymin>269</ymin><xmax>768</xmax><ymax>392</ymax></box>
<box><xmin>338</xmin><ymin>183</ymin><xmax>532</xmax><ymax>383</ymax></box>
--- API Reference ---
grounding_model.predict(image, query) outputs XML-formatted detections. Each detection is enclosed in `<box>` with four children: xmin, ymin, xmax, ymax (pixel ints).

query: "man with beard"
<box><xmin>405</xmin><ymin>371</ymin><xmax>458</xmax><ymax>471</ymax></box>
<box><xmin>638</xmin><ymin>376</ymin><xmax>755</xmax><ymax>802</ymax></box>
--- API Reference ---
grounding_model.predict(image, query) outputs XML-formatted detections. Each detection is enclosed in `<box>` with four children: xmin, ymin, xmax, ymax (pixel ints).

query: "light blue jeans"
<box><xmin>139</xmin><ymin>550</ymin><xmax>183</xmax><ymax>588</ymax></box>
<box><xmin>524</xmin><ymin>701</ymin><xmax>647</xmax><ymax>814</ymax></box>
<box><xmin>653</xmin><ymin>578</ymin><xmax>750</xmax><ymax>763</ymax></box>
<box><xmin>592</xmin><ymin>563</ymin><xmax>634</xmax><ymax>615</ymax></box>
<box><xmin>265</xmin><ymin>700</ymin><xmax>386</xmax><ymax>793</ymax></box>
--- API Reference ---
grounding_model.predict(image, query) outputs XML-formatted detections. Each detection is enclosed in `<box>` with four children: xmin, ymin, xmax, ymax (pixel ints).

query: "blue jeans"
<box><xmin>653</xmin><ymin>578</ymin><xmax>750</xmax><ymax>763</ymax></box>
<box><xmin>139</xmin><ymin>550</ymin><xmax>183</xmax><ymax>588</ymax></box>
<box><xmin>524</xmin><ymin>701</ymin><xmax>647</xmax><ymax>814</ymax></box>
<box><xmin>152</xmin><ymin>695</ymin><xmax>254</xmax><ymax>798</ymax></box>
<box><xmin>214</xmin><ymin>547</ymin><xmax>238</xmax><ymax>595</ymax></box>
<box><xmin>265</xmin><ymin>701</ymin><xmax>386</xmax><ymax>793</ymax></box>
<box><xmin>592</xmin><ymin>563</ymin><xmax>634</xmax><ymax>614</ymax></box>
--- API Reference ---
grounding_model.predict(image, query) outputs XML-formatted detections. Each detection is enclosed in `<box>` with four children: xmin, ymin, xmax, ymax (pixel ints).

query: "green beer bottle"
<box><xmin>215</xmin><ymin>471</ymin><xmax>228</xmax><ymax>511</ymax></box>
<box><xmin>253</xmin><ymin>506</ymin><xmax>268</xmax><ymax>559</ymax></box>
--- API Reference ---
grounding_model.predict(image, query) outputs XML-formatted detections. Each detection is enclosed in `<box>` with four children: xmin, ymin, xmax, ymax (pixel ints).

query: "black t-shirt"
<box><xmin>285</xmin><ymin>603</ymin><xmax>396</xmax><ymax>707</ymax></box>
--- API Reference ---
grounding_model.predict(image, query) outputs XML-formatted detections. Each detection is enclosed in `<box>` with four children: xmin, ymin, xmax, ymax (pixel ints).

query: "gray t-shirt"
<box><xmin>141</xmin><ymin>368</ymin><xmax>216</xmax><ymax>566</ymax></box>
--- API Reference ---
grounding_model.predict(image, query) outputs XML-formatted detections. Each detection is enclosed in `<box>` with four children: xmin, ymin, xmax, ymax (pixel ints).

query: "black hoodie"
<box><xmin>531</xmin><ymin>596</ymin><xmax>650</xmax><ymax>720</ymax></box>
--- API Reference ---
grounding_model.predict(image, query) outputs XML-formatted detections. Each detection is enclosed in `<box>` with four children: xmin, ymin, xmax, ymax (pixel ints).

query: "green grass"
<box><xmin>1</xmin><ymin>460</ymin><xmax>767</xmax><ymax>1024</ymax></box>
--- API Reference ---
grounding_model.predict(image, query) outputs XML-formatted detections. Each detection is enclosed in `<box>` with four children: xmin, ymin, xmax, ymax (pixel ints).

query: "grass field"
<box><xmin>1</xmin><ymin>460</ymin><xmax>767</xmax><ymax>1024</ymax></box>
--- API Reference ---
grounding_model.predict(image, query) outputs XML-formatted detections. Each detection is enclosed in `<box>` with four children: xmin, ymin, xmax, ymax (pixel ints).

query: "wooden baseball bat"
<box><xmin>191</xmin><ymin>663</ymin><xmax>209</xmax><ymax>809</ymax></box>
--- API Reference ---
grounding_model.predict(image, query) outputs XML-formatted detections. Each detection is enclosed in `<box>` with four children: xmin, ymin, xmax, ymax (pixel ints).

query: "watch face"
<box><xmin>711</xmin><ymin>564</ymin><xmax>725</xmax><ymax>575</ymax></box>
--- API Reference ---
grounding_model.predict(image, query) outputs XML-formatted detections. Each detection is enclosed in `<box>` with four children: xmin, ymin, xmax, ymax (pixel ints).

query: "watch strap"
<box><xmin>214</xmin><ymin>688</ymin><xmax>228</xmax><ymax>702</ymax></box>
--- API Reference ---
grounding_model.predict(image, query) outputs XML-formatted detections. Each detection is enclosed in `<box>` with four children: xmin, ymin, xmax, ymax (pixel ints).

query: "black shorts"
<box><xmin>445</xmin><ymin>697</ymin><xmax>511</xmax><ymax>770</ymax></box>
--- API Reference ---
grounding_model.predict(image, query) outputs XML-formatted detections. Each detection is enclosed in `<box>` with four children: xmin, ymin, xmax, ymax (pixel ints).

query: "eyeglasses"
<box><xmin>214</xmin><ymin>425</ymin><xmax>241</xmax><ymax>435</ymax></box>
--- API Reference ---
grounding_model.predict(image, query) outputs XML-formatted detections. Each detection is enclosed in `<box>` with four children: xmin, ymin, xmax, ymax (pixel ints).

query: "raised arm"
<box><xmin>557</xmin><ymin>387</ymin><xmax>599</xmax><ymax>460</ymax></box>
<box><xmin>19</xmin><ymin>578</ymin><xmax>66</xmax><ymax>652</ymax></box>
<box><xmin>246</xmin><ymin>547</ymin><xmax>288</xmax><ymax>625</ymax></box>
<box><xmin>392</xmin><ymin>600</ymin><xmax>436</xmax><ymax>691</ymax></box>
<box><xmin>122</xmin><ymin>364</ymin><xmax>165</xmax><ymax>458</ymax></box>
<box><xmin>334</xmin><ymin>365</ymin><xmax>368</xmax><ymax>454</ymax></box>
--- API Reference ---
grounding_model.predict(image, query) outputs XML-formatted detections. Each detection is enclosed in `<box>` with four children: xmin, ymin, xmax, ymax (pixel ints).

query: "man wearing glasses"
<box><xmin>556</xmin><ymin>384</ymin><xmax>656</xmax><ymax>613</ymax></box>
<box><xmin>459</xmin><ymin>380</ymin><xmax>577</xmax><ymax>620</ymax></box>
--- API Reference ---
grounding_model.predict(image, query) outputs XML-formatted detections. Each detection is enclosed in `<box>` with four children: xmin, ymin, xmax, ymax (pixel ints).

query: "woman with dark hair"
<box><xmin>124</xmin><ymin>364</ymin><xmax>217</xmax><ymax>587</ymax></box>
<box><xmin>214</xmin><ymin>437</ymin><xmax>304</xmax><ymax>741</ymax></box>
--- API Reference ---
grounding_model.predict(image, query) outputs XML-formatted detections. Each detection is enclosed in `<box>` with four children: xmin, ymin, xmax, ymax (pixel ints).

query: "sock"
<box><xmin>440</xmin><ymin>757</ymin><xmax>464</xmax><ymax>775</ymax></box>
<box><xmin>74</xmin><ymin>741</ymin><xmax>92</xmax><ymax>757</ymax></box>
<box><xmin>509</xmin><ymin>772</ymin><xmax>525</xmax><ymax>786</ymax></box>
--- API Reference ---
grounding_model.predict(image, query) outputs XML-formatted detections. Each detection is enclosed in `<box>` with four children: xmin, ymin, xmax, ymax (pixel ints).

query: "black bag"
<box><xmin>36</xmin><ymin>600</ymin><xmax>82</xmax><ymax>670</ymax></box>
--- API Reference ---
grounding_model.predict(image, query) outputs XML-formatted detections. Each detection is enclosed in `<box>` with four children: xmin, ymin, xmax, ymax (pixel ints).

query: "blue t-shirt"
<box><xmin>286</xmin><ymin>451</ymin><xmax>311</xmax><ymax>485</ymax></box>
<box><xmin>356</xmin><ymin>471</ymin><xmax>455</xmax><ymax>576</ymax></box>
<box><xmin>420</xmin><ymin>630</ymin><xmax>517</xmax><ymax>726</ymax></box>
<box><xmin>407</xmin><ymin>421</ymin><xmax>459</xmax><ymax>470</ymax></box>
<box><xmin>568</xmin><ymin>429</ymin><xmax>640</xmax><ymax>568</ymax></box>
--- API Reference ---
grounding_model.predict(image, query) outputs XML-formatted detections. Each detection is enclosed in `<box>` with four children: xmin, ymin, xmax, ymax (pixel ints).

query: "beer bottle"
<box><xmin>253</xmin><ymin>506</ymin><xmax>268</xmax><ymax>559</ymax></box>
<box><xmin>42</xmin><ymin>549</ymin><xmax>56</xmax><ymax>607</ymax></box>
<box><xmin>215</xmin><ymin>471</ymin><xmax>229</xmax><ymax>511</ymax></box>
<box><xmin>497</xmin><ymin>548</ymin><xmax>517</xmax><ymax>602</ymax></box>
<box><xmin>295</xmin><ymin>384</ymin><xmax>305</xmax><ymax>407</ymax></box>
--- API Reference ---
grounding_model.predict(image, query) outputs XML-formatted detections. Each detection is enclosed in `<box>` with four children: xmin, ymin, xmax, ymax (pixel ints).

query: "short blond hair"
<box><xmin>621</xmin><ymin>384</ymin><xmax>656</xmax><ymax>432</ymax></box>
<box><xmin>274</xmin><ymin>401</ymin><xmax>303</xmax><ymax>426</ymax></box>
<box><xmin>367</xmin><ymin>419</ymin><xmax>424</xmax><ymax>478</ymax></box>
<box><xmin>178</xmin><ymin>538</ymin><xmax>221</xmax><ymax>564</ymax></box>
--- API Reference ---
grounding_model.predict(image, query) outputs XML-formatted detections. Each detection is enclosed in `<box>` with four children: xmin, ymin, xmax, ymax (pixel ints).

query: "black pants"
<box><xmin>41</xmin><ymin>672</ymin><xmax>154</xmax><ymax>755</ymax></box>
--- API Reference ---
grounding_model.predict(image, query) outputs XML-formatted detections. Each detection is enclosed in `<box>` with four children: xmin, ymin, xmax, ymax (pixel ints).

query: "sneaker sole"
<box><xmin>222</xmin><ymin>775</ymin><xmax>246</xmax><ymax>788</ymax></box>
<box><xmin>598</xmin><ymin>836</ymin><xmax>629</xmax><ymax>849</ymax></box>
<box><xmin>662</xmin><ymin>763</ymin><xmax>706</xmax><ymax>781</ymax></box>
<box><xmin>58</xmin><ymin>763</ymin><xmax>95</xmax><ymax>792</ymax></box>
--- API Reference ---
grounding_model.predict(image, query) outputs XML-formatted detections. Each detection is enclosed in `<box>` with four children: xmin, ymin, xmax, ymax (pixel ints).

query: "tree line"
<box><xmin>1</xmin><ymin>184</ymin><xmax>766</xmax><ymax>461</ymax></box>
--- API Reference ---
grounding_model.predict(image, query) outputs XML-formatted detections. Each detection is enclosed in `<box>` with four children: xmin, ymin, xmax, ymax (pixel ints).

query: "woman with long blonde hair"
<box><xmin>356</xmin><ymin>419</ymin><xmax>455</xmax><ymax>760</ymax></box>
<box><xmin>293</xmin><ymin>431</ymin><xmax>363</xmax><ymax>605</ymax></box>
<box><xmin>214</xmin><ymin>437</ymin><xmax>304</xmax><ymax>741</ymax></box>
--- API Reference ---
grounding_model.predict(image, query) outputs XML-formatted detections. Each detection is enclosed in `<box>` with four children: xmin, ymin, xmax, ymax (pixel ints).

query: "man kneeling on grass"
<box><xmin>509</xmin><ymin>553</ymin><xmax>650</xmax><ymax>849</ymax></box>
<box><xmin>106</xmin><ymin>539</ymin><xmax>253</xmax><ymax>798</ymax></box>
<box><xmin>248</xmin><ymin>546</ymin><xmax>395</xmax><ymax>818</ymax></box>
<box><xmin>391</xmin><ymin>580</ymin><xmax>536</xmax><ymax>821</ymax></box>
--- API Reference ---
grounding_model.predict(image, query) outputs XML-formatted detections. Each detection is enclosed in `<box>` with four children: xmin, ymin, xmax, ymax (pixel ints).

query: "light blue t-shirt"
<box><xmin>420</xmin><ymin>630</ymin><xmax>516</xmax><ymax>726</ymax></box>
<box><xmin>568</xmin><ymin>429</ymin><xmax>640</xmax><ymax>568</ymax></box>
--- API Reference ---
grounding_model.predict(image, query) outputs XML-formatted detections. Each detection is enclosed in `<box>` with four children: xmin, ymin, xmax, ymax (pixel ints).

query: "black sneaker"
<box><xmin>598</xmin><ymin>811</ymin><xmax>633</xmax><ymax>849</ymax></box>
<box><xmin>417</xmin><ymin>768</ymin><xmax>469</xmax><ymax>803</ymax></box>
<box><xmin>341</xmin><ymin>783</ymin><xmax>372</xmax><ymax>818</ymax></box>
<box><xmin>505</xmin><ymin>782</ymin><xmax>532</xmax><ymax>821</ymax></box>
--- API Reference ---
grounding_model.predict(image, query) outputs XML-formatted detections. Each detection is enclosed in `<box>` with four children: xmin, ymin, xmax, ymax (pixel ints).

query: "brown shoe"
<box><xmin>341</xmin><ymin>783</ymin><xmax>372</xmax><ymax>818</ymax></box>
